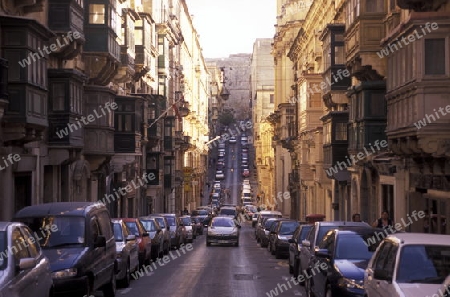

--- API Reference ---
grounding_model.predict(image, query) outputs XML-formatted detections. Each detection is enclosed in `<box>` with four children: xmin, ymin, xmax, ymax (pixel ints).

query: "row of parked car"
<box><xmin>0</xmin><ymin>202</ymin><xmax>208</xmax><ymax>297</ymax></box>
<box><xmin>253</xmin><ymin>212</ymin><xmax>450</xmax><ymax>297</ymax></box>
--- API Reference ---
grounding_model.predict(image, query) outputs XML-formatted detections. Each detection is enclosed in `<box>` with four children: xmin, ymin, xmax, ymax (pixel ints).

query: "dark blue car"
<box><xmin>307</xmin><ymin>227</ymin><xmax>384</xmax><ymax>297</ymax></box>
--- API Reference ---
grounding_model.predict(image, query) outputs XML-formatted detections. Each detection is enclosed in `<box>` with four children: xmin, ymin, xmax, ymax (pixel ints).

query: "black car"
<box><xmin>268</xmin><ymin>219</ymin><xmax>300</xmax><ymax>258</ymax></box>
<box><xmin>308</xmin><ymin>228</ymin><xmax>384</xmax><ymax>297</ymax></box>
<box><xmin>14</xmin><ymin>202</ymin><xmax>117</xmax><ymax>297</ymax></box>
<box><xmin>288</xmin><ymin>224</ymin><xmax>312</xmax><ymax>277</ymax></box>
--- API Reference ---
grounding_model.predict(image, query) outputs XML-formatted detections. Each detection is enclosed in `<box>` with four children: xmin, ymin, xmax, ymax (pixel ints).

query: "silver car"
<box><xmin>206</xmin><ymin>216</ymin><xmax>241</xmax><ymax>247</ymax></box>
<box><xmin>148</xmin><ymin>215</ymin><xmax>171</xmax><ymax>254</ymax></box>
<box><xmin>111</xmin><ymin>219</ymin><xmax>139</xmax><ymax>288</ymax></box>
<box><xmin>180</xmin><ymin>216</ymin><xmax>195</xmax><ymax>243</ymax></box>
<box><xmin>0</xmin><ymin>222</ymin><xmax>53</xmax><ymax>297</ymax></box>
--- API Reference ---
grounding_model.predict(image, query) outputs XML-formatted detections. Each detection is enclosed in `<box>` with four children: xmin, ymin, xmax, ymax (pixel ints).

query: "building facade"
<box><xmin>0</xmin><ymin>0</ymin><xmax>209</xmax><ymax>220</ymax></box>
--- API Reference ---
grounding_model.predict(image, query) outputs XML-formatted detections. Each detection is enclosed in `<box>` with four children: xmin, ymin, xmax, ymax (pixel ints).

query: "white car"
<box><xmin>229</xmin><ymin>136</ymin><xmax>237</xmax><ymax>143</ymax></box>
<box><xmin>206</xmin><ymin>216</ymin><xmax>241</xmax><ymax>247</ymax></box>
<box><xmin>215</xmin><ymin>170</ymin><xmax>225</xmax><ymax>180</ymax></box>
<box><xmin>243</xmin><ymin>179</ymin><xmax>250</xmax><ymax>185</ymax></box>
<box><xmin>365</xmin><ymin>233</ymin><xmax>450</xmax><ymax>297</ymax></box>
<box><xmin>213</xmin><ymin>183</ymin><xmax>221</xmax><ymax>189</ymax></box>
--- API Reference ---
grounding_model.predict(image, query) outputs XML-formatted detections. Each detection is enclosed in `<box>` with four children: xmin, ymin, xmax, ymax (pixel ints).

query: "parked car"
<box><xmin>206</xmin><ymin>216</ymin><xmax>241</xmax><ymax>246</ymax></box>
<box><xmin>148</xmin><ymin>215</ymin><xmax>171</xmax><ymax>254</ymax></box>
<box><xmin>0</xmin><ymin>222</ymin><xmax>54</xmax><ymax>297</ymax></box>
<box><xmin>268</xmin><ymin>220</ymin><xmax>300</xmax><ymax>258</ymax></box>
<box><xmin>258</xmin><ymin>217</ymin><xmax>280</xmax><ymax>248</ymax></box>
<box><xmin>155</xmin><ymin>214</ymin><xmax>186</xmax><ymax>249</ymax></box>
<box><xmin>179</xmin><ymin>216</ymin><xmax>195</xmax><ymax>243</ymax></box>
<box><xmin>365</xmin><ymin>233</ymin><xmax>450</xmax><ymax>297</ymax></box>
<box><xmin>299</xmin><ymin>221</ymin><xmax>371</xmax><ymax>288</ymax></box>
<box><xmin>122</xmin><ymin>218</ymin><xmax>152</xmax><ymax>266</ymax></box>
<box><xmin>111</xmin><ymin>219</ymin><xmax>139</xmax><ymax>288</ymax></box>
<box><xmin>288</xmin><ymin>224</ymin><xmax>312</xmax><ymax>277</ymax></box>
<box><xmin>14</xmin><ymin>202</ymin><xmax>117</xmax><ymax>297</ymax></box>
<box><xmin>308</xmin><ymin>228</ymin><xmax>383</xmax><ymax>297</ymax></box>
<box><xmin>138</xmin><ymin>217</ymin><xmax>164</xmax><ymax>261</ymax></box>
<box><xmin>252</xmin><ymin>213</ymin><xmax>259</xmax><ymax>227</ymax></box>
<box><xmin>191</xmin><ymin>217</ymin><xmax>204</xmax><ymax>235</ymax></box>
<box><xmin>255</xmin><ymin>211</ymin><xmax>283</xmax><ymax>232</ymax></box>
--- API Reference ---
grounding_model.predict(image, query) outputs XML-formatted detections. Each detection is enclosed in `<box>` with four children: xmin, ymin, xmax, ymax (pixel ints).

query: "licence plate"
<box><xmin>218</xmin><ymin>240</ymin><xmax>228</xmax><ymax>243</ymax></box>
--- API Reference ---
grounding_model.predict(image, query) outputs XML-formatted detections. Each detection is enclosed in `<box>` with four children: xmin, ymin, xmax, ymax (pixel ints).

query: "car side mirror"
<box><xmin>94</xmin><ymin>235</ymin><xmax>106</xmax><ymax>248</ymax></box>
<box><xmin>18</xmin><ymin>258</ymin><xmax>36</xmax><ymax>270</ymax></box>
<box><xmin>302</xmin><ymin>240</ymin><xmax>310</xmax><ymax>247</ymax></box>
<box><xmin>126</xmin><ymin>235</ymin><xmax>136</xmax><ymax>241</ymax></box>
<box><xmin>373</xmin><ymin>269</ymin><xmax>392</xmax><ymax>282</ymax></box>
<box><xmin>142</xmin><ymin>232</ymin><xmax>149</xmax><ymax>237</ymax></box>
<box><xmin>314</xmin><ymin>248</ymin><xmax>330</xmax><ymax>258</ymax></box>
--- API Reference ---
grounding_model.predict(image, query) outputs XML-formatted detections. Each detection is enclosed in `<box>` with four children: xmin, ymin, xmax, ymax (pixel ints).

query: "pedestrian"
<box><xmin>183</xmin><ymin>207</ymin><xmax>189</xmax><ymax>215</ymax></box>
<box><xmin>372</xmin><ymin>210</ymin><xmax>394</xmax><ymax>229</ymax></box>
<box><xmin>352</xmin><ymin>213</ymin><xmax>361</xmax><ymax>222</ymax></box>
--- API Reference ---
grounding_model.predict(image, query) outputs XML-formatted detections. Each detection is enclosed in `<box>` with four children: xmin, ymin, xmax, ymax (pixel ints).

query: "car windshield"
<box><xmin>125</xmin><ymin>222</ymin><xmax>139</xmax><ymax>236</ymax></box>
<box><xmin>298</xmin><ymin>225</ymin><xmax>312</xmax><ymax>241</ymax></box>
<box><xmin>113</xmin><ymin>223</ymin><xmax>124</xmax><ymax>241</ymax></box>
<box><xmin>279</xmin><ymin>222</ymin><xmax>300</xmax><ymax>235</ymax></box>
<box><xmin>396</xmin><ymin>245</ymin><xmax>450</xmax><ymax>284</ymax></box>
<box><xmin>182</xmin><ymin>217</ymin><xmax>191</xmax><ymax>225</ymax></box>
<box><xmin>18</xmin><ymin>216</ymin><xmax>85</xmax><ymax>248</ymax></box>
<box><xmin>220</xmin><ymin>209</ymin><xmax>236</xmax><ymax>216</ymax></box>
<box><xmin>140</xmin><ymin>220</ymin><xmax>157</xmax><ymax>231</ymax></box>
<box><xmin>154</xmin><ymin>218</ymin><xmax>166</xmax><ymax>228</ymax></box>
<box><xmin>164</xmin><ymin>217</ymin><xmax>176</xmax><ymax>226</ymax></box>
<box><xmin>212</xmin><ymin>218</ymin><xmax>235</xmax><ymax>227</ymax></box>
<box><xmin>335</xmin><ymin>234</ymin><xmax>378</xmax><ymax>260</ymax></box>
<box><xmin>0</xmin><ymin>231</ymin><xmax>6</xmax><ymax>270</ymax></box>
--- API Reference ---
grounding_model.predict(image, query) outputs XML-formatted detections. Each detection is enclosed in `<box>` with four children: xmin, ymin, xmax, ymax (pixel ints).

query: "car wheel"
<box><xmin>164</xmin><ymin>242</ymin><xmax>169</xmax><ymax>255</ymax></box>
<box><xmin>275</xmin><ymin>246</ymin><xmax>282</xmax><ymax>259</ymax></box>
<box><xmin>102</xmin><ymin>269</ymin><xmax>116</xmax><ymax>297</ymax></box>
<box><xmin>293</xmin><ymin>258</ymin><xmax>299</xmax><ymax>278</ymax></box>
<box><xmin>271</xmin><ymin>244</ymin><xmax>276</xmax><ymax>255</ymax></box>
<box><xmin>206</xmin><ymin>238</ymin><xmax>211</xmax><ymax>246</ymax></box>
<box><xmin>289</xmin><ymin>260</ymin><xmax>294</xmax><ymax>274</ymax></box>
<box><xmin>121</xmin><ymin>260</ymin><xmax>131</xmax><ymax>288</ymax></box>
<box><xmin>235</xmin><ymin>240</ymin><xmax>239</xmax><ymax>247</ymax></box>
<box><xmin>84</xmin><ymin>278</ymin><xmax>92</xmax><ymax>297</ymax></box>
<box><xmin>305</xmin><ymin>275</ymin><xmax>315</xmax><ymax>297</ymax></box>
<box><xmin>143</xmin><ymin>250</ymin><xmax>150</xmax><ymax>265</ymax></box>
<box><xmin>325</xmin><ymin>284</ymin><xmax>332</xmax><ymax>297</ymax></box>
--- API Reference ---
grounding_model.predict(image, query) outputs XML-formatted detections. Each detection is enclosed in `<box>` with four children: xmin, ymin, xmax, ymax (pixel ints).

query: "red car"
<box><xmin>242</xmin><ymin>169</ymin><xmax>250</xmax><ymax>177</ymax></box>
<box><xmin>122</xmin><ymin>218</ymin><xmax>152</xmax><ymax>266</ymax></box>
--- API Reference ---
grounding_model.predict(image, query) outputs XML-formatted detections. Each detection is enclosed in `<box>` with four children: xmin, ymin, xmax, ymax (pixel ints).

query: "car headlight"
<box><xmin>230</xmin><ymin>231</ymin><xmax>238</xmax><ymax>236</ymax></box>
<box><xmin>278</xmin><ymin>235</ymin><xmax>291</xmax><ymax>241</ymax></box>
<box><xmin>337</xmin><ymin>277</ymin><xmax>364</xmax><ymax>289</ymax></box>
<box><xmin>52</xmin><ymin>268</ymin><xmax>77</xmax><ymax>279</ymax></box>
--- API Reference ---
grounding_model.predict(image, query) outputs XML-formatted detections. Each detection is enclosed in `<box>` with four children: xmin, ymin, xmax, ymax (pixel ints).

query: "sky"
<box><xmin>186</xmin><ymin>0</ymin><xmax>277</xmax><ymax>58</ymax></box>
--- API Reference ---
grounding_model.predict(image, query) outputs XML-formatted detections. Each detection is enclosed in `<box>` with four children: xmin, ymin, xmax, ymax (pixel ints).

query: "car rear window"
<box><xmin>298</xmin><ymin>225</ymin><xmax>312</xmax><ymax>241</ymax></box>
<box><xmin>154</xmin><ymin>218</ymin><xmax>166</xmax><ymax>228</ymax></box>
<box><xmin>141</xmin><ymin>220</ymin><xmax>157</xmax><ymax>231</ymax></box>
<box><xmin>125</xmin><ymin>221</ymin><xmax>139</xmax><ymax>236</ymax></box>
<box><xmin>164</xmin><ymin>217</ymin><xmax>176</xmax><ymax>226</ymax></box>
<box><xmin>113</xmin><ymin>223</ymin><xmax>123</xmax><ymax>241</ymax></box>
<box><xmin>219</xmin><ymin>209</ymin><xmax>236</xmax><ymax>216</ymax></box>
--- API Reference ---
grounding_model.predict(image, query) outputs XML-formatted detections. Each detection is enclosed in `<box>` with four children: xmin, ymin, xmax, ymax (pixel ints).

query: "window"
<box><xmin>425</xmin><ymin>39</ymin><xmax>446</xmax><ymax>75</ymax></box>
<box><xmin>135</xmin><ymin>19</ymin><xmax>143</xmax><ymax>46</ymax></box>
<box><xmin>346</xmin><ymin>0</ymin><xmax>360</xmax><ymax>27</ymax></box>
<box><xmin>335</xmin><ymin>45</ymin><xmax>345</xmax><ymax>64</ymax></box>
<box><xmin>270</xmin><ymin>94</ymin><xmax>274</xmax><ymax>104</ymax></box>
<box><xmin>335</xmin><ymin>122</ymin><xmax>347</xmax><ymax>141</ymax></box>
<box><xmin>390</xmin><ymin>0</ymin><xmax>396</xmax><ymax>11</ymax></box>
<box><xmin>366</xmin><ymin>0</ymin><xmax>384</xmax><ymax>12</ymax></box>
<box><xmin>21</xmin><ymin>226</ymin><xmax>40</xmax><ymax>258</ymax></box>
<box><xmin>52</xmin><ymin>83</ymin><xmax>65</xmax><ymax>111</ymax></box>
<box><xmin>115</xmin><ymin>103</ymin><xmax>135</xmax><ymax>132</ymax></box>
<box><xmin>11</xmin><ymin>228</ymin><xmax>30</xmax><ymax>265</ymax></box>
<box><xmin>89</xmin><ymin>4</ymin><xmax>105</xmax><ymax>24</ymax></box>
<box><xmin>324</xmin><ymin>122</ymin><xmax>331</xmax><ymax>144</ymax></box>
<box><xmin>110</xmin><ymin>7</ymin><xmax>120</xmax><ymax>34</ymax></box>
